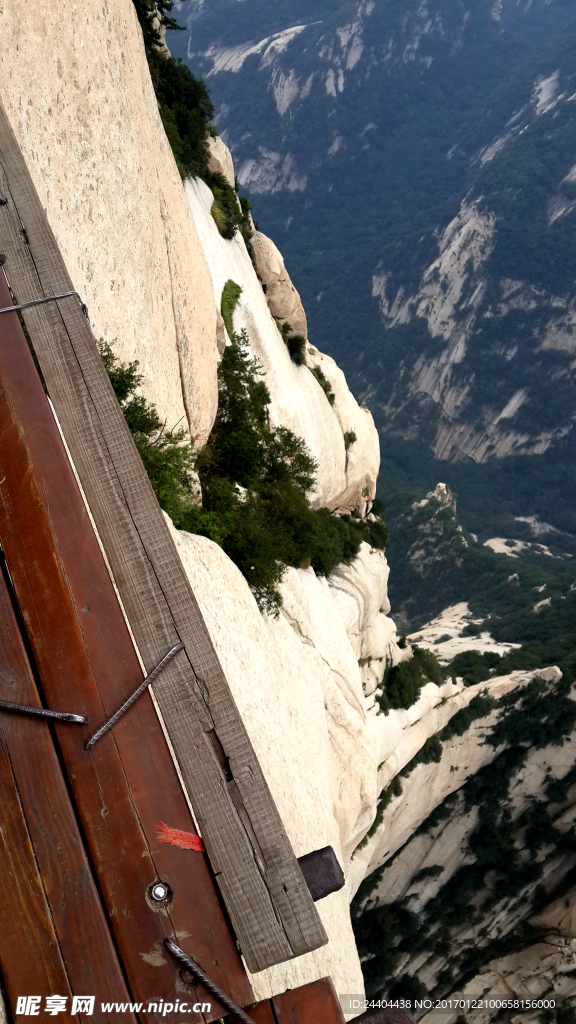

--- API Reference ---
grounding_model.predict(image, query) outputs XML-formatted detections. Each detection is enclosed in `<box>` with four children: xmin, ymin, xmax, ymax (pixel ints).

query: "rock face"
<box><xmin>348</xmin><ymin>669</ymin><xmax>543</xmax><ymax>896</ymax></box>
<box><xmin>0</xmin><ymin>0</ymin><xmax>219</xmax><ymax>443</ymax></box>
<box><xmin>370</xmin><ymin>199</ymin><xmax>574</xmax><ymax>463</ymax></box>
<box><xmin>408</xmin><ymin>601</ymin><xmax>521</xmax><ymax>665</ymax></box>
<box><xmin>251</xmin><ymin>230</ymin><xmax>308</xmax><ymax>339</ymax></box>
<box><xmin>439</xmin><ymin>882</ymin><xmax>576</xmax><ymax>1023</ymax></box>
<box><xmin>384</xmin><ymin>481</ymin><xmax>471</xmax><ymax>632</ymax></box>
<box><xmin>351</xmin><ymin>664</ymin><xmax>576</xmax><ymax>1006</ymax></box>
<box><xmin>184</xmin><ymin>173</ymin><xmax>379</xmax><ymax>513</ymax></box>
<box><xmin>207</xmin><ymin>134</ymin><xmax>236</xmax><ymax>187</ymax></box>
<box><xmin>434</xmin><ymin>936</ymin><xmax>576</xmax><ymax>1024</ymax></box>
<box><xmin>168</xmin><ymin>521</ymin><xmax>405</xmax><ymax>1000</ymax></box>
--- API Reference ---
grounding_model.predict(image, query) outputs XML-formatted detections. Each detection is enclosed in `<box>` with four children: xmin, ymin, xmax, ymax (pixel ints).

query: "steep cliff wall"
<box><xmin>0</xmin><ymin>0</ymin><xmax>219</xmax><ymax>441</ymax></box>
<box><xmin>184</xmin><ymin>175</ymin><xmax>379</xmax><ymax>512</ymax></box>
<box><xmin>0</xmin><ymin>0</ymin><xmax>379</xmax><ymax>515</ymax></box>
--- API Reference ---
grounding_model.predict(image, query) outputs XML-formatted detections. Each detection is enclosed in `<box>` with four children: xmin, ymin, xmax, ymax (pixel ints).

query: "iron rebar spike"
<box><xmin>85</xmin><ymin>642</ymin><xmax>184</xmax><ymax>751</ymax></box>
<box><xmin>0</xmin><ymin>698</ymin><xmax>86</xmax><ymax>724</ymax></box>
<box><xmin>0</xmin><ymin>291</ymin><xmax>81</xmax><ymax>315</ymax></box>
<box><xmin>164</xmin><ymin>939</ymin><xmax>255</xmax><ymax>1024</ymax></box>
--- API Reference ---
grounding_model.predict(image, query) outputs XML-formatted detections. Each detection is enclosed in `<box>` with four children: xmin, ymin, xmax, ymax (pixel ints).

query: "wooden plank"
<box><xmin>0</xmin><ymin>731</ymin><xmax>75</xmax><ymax>1013</ymax></box>
<box><xmin>248</xmin><ymin>978</ymin><xmax>348</xmax><ymax>1024</ymax></box>
<box><xmin>0</xmin><ymin>564</ymin><xmax>132</xmax><ymax>1021</ymax></box>
<box><xmin>272</xmin><ymin>978</ymin><xmax>346</xmax><ymax>1023</ymax></box>
<box><xmin>0</xmin><ymin>98</ymin><xmax>327</xmax><ymax>972</ymax></box>
<box><xmin>0</xmin><ymin>270</ymin><xmax>253</xmax><ymax>1020</ymax></box>
<box><xmin>243</xmin><ymin>1001</ymin><xmax>276</xmax><ymax>1024</ymax></box>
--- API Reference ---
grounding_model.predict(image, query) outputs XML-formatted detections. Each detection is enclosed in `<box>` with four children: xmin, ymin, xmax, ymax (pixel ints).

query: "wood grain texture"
<box><xmin>272</xmin><ymin>978</ymin><xmax>346</xmax><ymax>1023</ymax></box>
<box><xmin>0</xmin><ymin>565</ymin><xmax>131</xmax><ymax>1021</ymax></box>
<box><xmin>0</xmin><ymin>735</ymin><xmax>75</xmax><ymax>1013</ymax></box>
<box><xmin>246</xmin><ymin>978</ymin><xmax>348</xmax><ymax>1024</ymax></box>
<box><xmin>0</xmin><ymin>98</ymin><xmax>326</xmax><ymax>972</ymax></box>
<box><xmin>241</xmin><ymin>1001</ymin><xmax>276</xmax><ymax>1024</ymax></box>
<box><xmin>0</xmin><ymin>270</ymin><xmax>252</xmax><ymax>1021</ymax></box>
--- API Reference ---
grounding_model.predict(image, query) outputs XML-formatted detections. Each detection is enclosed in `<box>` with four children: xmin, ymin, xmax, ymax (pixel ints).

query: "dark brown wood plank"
<box><xmin>0</xmin><ymin>98</ymin><xmax>327</xmax><ymax>972</ymax></box>
<box><xmin>0</xmin><ymin>564</ymin><xmax>132</xmax><ymax>1021</ymax></box>
<box><xmin>0</xmin><ymin>730</ymin><xmax>74</xmax><ymax>1012</ymax></box>
<box><xmin>242</xmin><ymin>1000</ymin><xmax>276</xmax><ymax>1024</ymax></box>
<box><xmin>272</xmin><ymin>978</ymin><xmax>346</xmax><ymax>1023</ymax></box>
<box><xmin>0</xmin><ymin>270</ymin><xmax>253</xmax><ymax>1021</ymax></box>
<box><xmin>247</xmin><ymin>978</ymin><xmax>348</xmax><ymax>1024</ymax></box>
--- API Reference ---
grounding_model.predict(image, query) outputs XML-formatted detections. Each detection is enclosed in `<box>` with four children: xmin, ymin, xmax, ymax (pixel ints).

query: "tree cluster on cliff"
<box><xmin>102</xmin><ymin>336</ymin><xmax>387</xmax><ymax>614</ymax></box>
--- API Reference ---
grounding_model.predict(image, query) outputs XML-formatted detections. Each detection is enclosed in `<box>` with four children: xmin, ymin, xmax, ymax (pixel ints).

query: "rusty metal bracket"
<box><xmin>85</xmin><ymin>643</ymin><xmax>184</xmax><ymax>752</ymax></box>
<box><xmin>0</xmin><ymin>698</ymin><xmax>86</xmax><ymax>724</ymax></box>
<box><xmin>164</xmin><ymin>939</ymin><xmax>255</xmax><ymax>1024</ymax></box>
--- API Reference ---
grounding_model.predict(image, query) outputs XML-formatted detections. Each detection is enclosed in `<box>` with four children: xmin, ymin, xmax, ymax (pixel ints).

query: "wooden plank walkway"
<box><xmin>0</xmin><ymin>269</ymin><xmax>253</xmax><ymax>1020</ymax></box>
<box><xmin>0</xmin><ymin>96</ymin><xmax>327</xmax><ymax>976</ymax></box>
<box><xmin>0</xmin><ymin>260</ymin><xmax>349</xmax><ymax>1024</ymax></box>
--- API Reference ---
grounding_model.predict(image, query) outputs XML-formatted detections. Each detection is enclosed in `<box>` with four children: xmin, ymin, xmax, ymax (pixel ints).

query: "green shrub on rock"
<box><xmin>103</xmin><ymin>330</ymin><xmax>389</xmax><ymax>615</ymax></box>
<box><xmin>192</xmin><ymin>331</ymin><xmax>388</xmax><ymax>612</ymax></box>
<box><xmin>378</xmin><ymin>645</ymin><xmax>443</xmax><ymax>712</ymax></box>
<box><xmin>210</xmin><ymin>174</ymin><xmax>242</xmax><ymax>239</ymax></box>
<box><xmin>277</xmin><ymin>322</ymin><xmax>307</xmax><ymax>366</ymax></box>
<box><xmin>311</xmin><ymin>365</ymin><xmax>336</xmax><ymax>404</ymax></box>
<box><xmin>100</xmin><ymin>343</ymin><xmax>197</xmax><ymax>527</ymax></box>
<box><xmin>412</xmin><ymin>865</ymin><xmax>445</xmax><ymax>883</ymax></box>
<box><xmin>220</xmin><ymin>280</ymin><xmax>243</xmax><ymax>337</ymax></box>
<box><xmin>103</xmin><ymin>316</ymin><xmax>388</xmax><ymax>614</ymax></box>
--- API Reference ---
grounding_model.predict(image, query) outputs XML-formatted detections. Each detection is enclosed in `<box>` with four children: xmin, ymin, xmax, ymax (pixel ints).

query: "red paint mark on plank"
<box><xmin>156</xmin><ymin>823</ymin><xmax>205</xmax><ymax>852</ymax></box>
